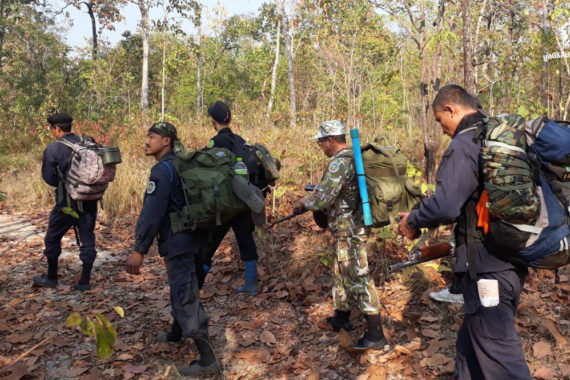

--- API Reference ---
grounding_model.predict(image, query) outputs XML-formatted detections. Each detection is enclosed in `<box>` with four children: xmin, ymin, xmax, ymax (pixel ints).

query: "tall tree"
<box><xmin>462</xmin><ymin>0</ymin><xmax>475</xmax><ymax>93</ymax></box>
<box><xmin>132</xmin><ymin>0</ymin><xmax>153</xmax><ymax>110</ymax></box>
<box><xmin>279</xmin><ymin>0</ymin><xmax>296</xmax><ymax>128</ymax></box>
<box><xmin>69</xmin><ymin>0</ymin><xmax>124</xmax><ymax>60</ymax></box>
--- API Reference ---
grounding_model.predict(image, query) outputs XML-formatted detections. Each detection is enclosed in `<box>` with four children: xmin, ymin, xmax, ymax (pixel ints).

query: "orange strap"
<box><xmin>476</xmin><ymin>190</ymin><xmax>490</xmax><ymax>234</ymax></box>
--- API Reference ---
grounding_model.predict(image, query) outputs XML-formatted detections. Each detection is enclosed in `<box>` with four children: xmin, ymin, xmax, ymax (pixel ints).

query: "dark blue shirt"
<box><xmin>134</xmin><ymin>152</ymin><xmax>200</xmax><ymax>258</ymax></box>
<box><xmin>208</xmin><ymin>127</ymin><xmax>246</xmax><ymax>152</ymax></box>
<box><xmin>407</xmin><ymin>112</ymin><xmax>515</xmax><ymax>274</ymax></box>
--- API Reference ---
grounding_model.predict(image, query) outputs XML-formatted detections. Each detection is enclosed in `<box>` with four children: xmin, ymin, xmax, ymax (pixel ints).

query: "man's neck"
<box><xmin>331</xmin><ymin>143</ymin><xmax>348</xmax><ymax>156</ymax></box>
<box><xmin>154</xmin><ymin>148</ymin><xmax>172</xmax><ymax>161</ymax></box>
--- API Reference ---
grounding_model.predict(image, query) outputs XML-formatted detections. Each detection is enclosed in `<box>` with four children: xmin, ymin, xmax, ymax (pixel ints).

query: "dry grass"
<box><xmin>0</xmin><ymin>116</ymin><xmax>432</xmax><ymax>223</ymax></box>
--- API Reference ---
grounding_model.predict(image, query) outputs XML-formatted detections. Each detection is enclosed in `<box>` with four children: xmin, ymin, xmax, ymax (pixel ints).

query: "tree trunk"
<box><xmin>139</xmin><ymin>0</ymin><xmax>150</xmax><ymax>110</ymax></box>
<box><xmin>267</xmin><ymin>19</ymin><xmax>281</xmax><ymax>117</ymax></box>
<box><xmin>85</xmin><ymin>1</ymin><xmax>98</xmax><ymax>60</ymax></box>
<box><xmin>161</xmin><ymin>12</ymin><xmax>166</xmax><ymax>121</ymax></box>
<box><xmin>280</xmin><ymin>1</ymin><xmax>296</xmax><ymax>128</ymax></box>
<box><xmin>196</xmin><ymin>23</ymin><xmax>202</xmax><ymax>118</ymax></box>
<box><xmin>462</xmin><ymin>0</ymin><xmax>474</xmax><ymax>93</ymax></box>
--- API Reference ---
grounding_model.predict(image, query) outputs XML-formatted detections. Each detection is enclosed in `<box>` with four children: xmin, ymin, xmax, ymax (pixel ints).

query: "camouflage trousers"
<box><xmin>332</xmin><ymin>233</ymin><xmax>381</xmax><ymax>315</ymax></box>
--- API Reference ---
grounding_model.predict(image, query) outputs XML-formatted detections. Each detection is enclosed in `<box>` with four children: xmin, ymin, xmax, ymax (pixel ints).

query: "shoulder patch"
<box><xmin>146</xmin><ymin>181</ymin><xmax>156</xmax><ymax>194</ymax></box>
<box><xmin>207</xmin><ymin>139</ymin><xmax>215</xmax><ymax>148</ymax></box>
<box><xmin>328</xmin><ymin>161</ymin><xmax>340</xmax><ymax>174</ymax></box>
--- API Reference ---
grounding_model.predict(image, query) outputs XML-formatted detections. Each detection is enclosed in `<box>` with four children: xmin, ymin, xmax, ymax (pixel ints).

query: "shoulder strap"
<box><xmin>161</xmin><ymin>159</ymin><xmax>175</xmax><ymax>183</ymax></box>
<box><xmin>57</xmin><ymin>138</ymin><xmax>76</xmax><ymax>150</ymax></box>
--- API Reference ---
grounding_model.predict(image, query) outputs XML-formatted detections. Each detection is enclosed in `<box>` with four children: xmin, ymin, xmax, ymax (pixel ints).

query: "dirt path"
<box><xmin>0</xmin><ymin>209</ymin><xmax>569</xmax><ymax>379</ymax></box>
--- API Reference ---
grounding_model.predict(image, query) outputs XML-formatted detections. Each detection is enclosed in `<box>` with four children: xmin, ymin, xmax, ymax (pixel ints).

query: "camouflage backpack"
<box><xmin>58</xmin><ymin>136</ymin><xmax>121</xmax><ymax>202</ymax></box>
<box><xmin>474</xmin><ymin>115</ymin><xmax>570</xmax><ymax>269</ymax></box>
<box><xmin>358</xmin><ymin>137</ymin><xmax>422</xmax><ymax>227</ymax></box>
<box><xmin>168</xmin><ymin>147</ymin><xmax>249</xmax><ymax>232</ymax></box>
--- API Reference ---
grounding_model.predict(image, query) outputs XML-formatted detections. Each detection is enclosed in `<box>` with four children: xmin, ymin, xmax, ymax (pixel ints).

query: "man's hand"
<box><xmin>126</xmin><ymin>252</ymin><xmax>144</xmax><ymax>274</ymax></box>
<box><xmin>294</xmin><ymin>199</ymin><xmax>306</xmax><ymax>214</ymax></box>
<box><xmin>398</xmin><ymin>212</ymin><xmax>420</xmax><ymax>240</ymax></box>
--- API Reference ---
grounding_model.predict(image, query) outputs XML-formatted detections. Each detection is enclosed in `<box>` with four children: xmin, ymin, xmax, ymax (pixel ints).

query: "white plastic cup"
<box><xmin>477</xmin><ymin>279</ymin><xmax>500</xmax><ymax>307</ymax></box>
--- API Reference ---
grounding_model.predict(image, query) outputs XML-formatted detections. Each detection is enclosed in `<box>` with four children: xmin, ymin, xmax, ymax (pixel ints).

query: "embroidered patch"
<box><xmin>328</xmin><ymin>162</ymin><xmax>340</xmax><ymax>173</ymax></box>
<box><xmin>146</xmin><ymin>181</ymin><xmax>156</xmax><ymax>194</ymax></box>
<box><xmin>207</xmin><ymin>139</ymin><xmax>215</xmax><ymax>148</ymax></box>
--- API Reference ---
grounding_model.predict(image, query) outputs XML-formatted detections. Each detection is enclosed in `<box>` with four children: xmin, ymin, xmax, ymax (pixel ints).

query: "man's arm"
<box><xmin>406</xmin><ymin>142</ymin><xmax>479</xmax><ymax>230</ymax></box>
<box><xmin>128</xmin><ymin>164</ymin><xmax>171</xmax><ymax>273</ymax></box>
<box><xmin>302</xmin><ymin>158</ymin><xmax>349</xmax><ymax>212</ymax></box>
<box><xmin>41</xmin><ymin>145</ymin><xmax>60</xmax><ymax>187</ymax></box>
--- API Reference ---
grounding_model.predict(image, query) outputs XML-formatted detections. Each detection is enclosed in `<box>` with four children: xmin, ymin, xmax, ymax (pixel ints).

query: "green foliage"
<box><xmin>65</xmin><ymin>307</ymin><xmax>124</xmax><ymax>359</ymax></box>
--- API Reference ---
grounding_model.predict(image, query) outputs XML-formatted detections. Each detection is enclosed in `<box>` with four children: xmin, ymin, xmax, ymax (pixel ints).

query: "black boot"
<box><xmin>349</xmin><ymin>314</ymin><xmax>387</xmax><ymax>351</ymax></box>
<box><xmin>157</xmin><ymin>319</ymin><xmax>183</xmax><ymax>343</ymax></box>
<box><xmin>72</xmin><ymin>263</ymin><xmax>93</xmax><ymax>292</ymax></box>
<box><xmin>33</xmin><ymin>258</ymin><xmax>59</xmax><ymax>287</ymax></box>
<box><xmin>178</xmin><ymin>336</ymin><xmax>219</xmax><ymax>376</ymax></box>
<box><xmin>324</xmin><ymin>310</ymin><xmax>352</xmax><ymax>332</ymax></box>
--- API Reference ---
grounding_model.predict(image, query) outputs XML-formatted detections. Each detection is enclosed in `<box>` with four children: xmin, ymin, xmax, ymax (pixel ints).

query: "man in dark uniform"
<box><xmin>197</xmin><ymin>100</ymin><xmax>259</xmax><ymax>296</ymax></box>
<box><xmin>398</xmin><ymin>85</ymin><xmax>531</xmax><ymax>379</ymax></box>
<box><xmin>33</xmin><ymin>113</ymin><xmax>97</xmax><ymax>292</ymax></box>
<box><xmin>125</xmin><ymin>122</ymin><xmax>218</xmax><ymax>377</ymax></box>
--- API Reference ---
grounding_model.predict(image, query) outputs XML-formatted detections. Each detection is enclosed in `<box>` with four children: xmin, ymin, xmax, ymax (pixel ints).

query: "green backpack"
<box><xmin>360</xmin><ymin>137</ymin><xmax>422</xmax><ymax>227</ymax></box>
<box><xmin>169</xmin><ymin>147</ymin><xmax>248</xmax><ymax>232</ymax></box>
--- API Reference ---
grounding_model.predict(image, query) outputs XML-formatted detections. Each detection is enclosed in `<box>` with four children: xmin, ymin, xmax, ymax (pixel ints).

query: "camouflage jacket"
<box><xmin>303</xmin><ymin>148</ymin><xmax>364</xmax><ymax>237</ymax></box>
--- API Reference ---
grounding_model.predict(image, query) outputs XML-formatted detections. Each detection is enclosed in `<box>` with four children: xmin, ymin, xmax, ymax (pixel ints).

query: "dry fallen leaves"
<box><xmin>533</xmin><ymin>341</ymin><xmax>552</xmax><ymax>359</ymax></box>
<box><xmin>532</xmin><ymin>366</ymin><xmax>554</xmax><ymax>379</ymax></box>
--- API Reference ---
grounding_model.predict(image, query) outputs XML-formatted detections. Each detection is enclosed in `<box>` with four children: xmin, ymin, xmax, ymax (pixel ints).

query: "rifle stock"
<box><xmin>389</xmin><ymin>242</ymin><xmax>455</xmax><ymax>272</ymax></box>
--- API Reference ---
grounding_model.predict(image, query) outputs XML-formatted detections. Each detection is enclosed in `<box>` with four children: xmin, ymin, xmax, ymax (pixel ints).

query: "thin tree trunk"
<box><xmin>267</xmin><ymin>19</ymin><xmax>281</xmax><ymax>116</ymax></box>
<box><xmin>139</xmin><ymin>1</ymin><xmax>150</xmax><ymax>110</ymax></box>
<box><xmin>280</xmin><ymin>1</ymin><xmax>296</xmax><ymax>128</ymax></box>
<box><xmin>462</xmin><ymin>0</ymin><xmax>474</xmax><ymax>93</ymax></box>
<box><xmin>161</xmin><ymin>11</ymin><xmax>167</xmax><ymax>121</ymax></box>
<box><xmin>85</xmin><ymin>1</ymin><xmax>98</xmax><ymax>60</ymax></box>
<box><xmin>196</xmin><ymin>23</ymin><xmax>202</xmax><ymax>118</ymax></box>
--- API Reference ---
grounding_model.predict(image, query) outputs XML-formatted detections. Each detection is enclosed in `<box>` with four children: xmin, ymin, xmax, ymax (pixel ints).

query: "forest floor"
<box><xmin>0</xmin><ymin>205</ymin><xmax>569</xmax><ymax>380</ymax></box>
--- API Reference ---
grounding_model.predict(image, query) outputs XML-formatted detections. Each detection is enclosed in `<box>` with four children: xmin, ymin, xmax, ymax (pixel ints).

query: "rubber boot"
<box><xmin>349</xmin><ymin>314</ymin><xmax>387</xmax><ymax>351</ymax></box>
<box><xmin>324</xmin><ymin>310</ymin><xmax>352</xmax><ymax>332</ymax></box>
<box><xmin>32</xmin><ymin>258</ymin><xmax>59</xmax><ymax>287</ymax></box>
<box><xmin>72</xmin><ymin>263</ymin><xmax>93</xmax><ymax>291</ymax></box>
<box><xmin>178</xmin><ymin>336</ymin><xmax>218</xmax><ymax>376</ymax></box>
<box><xmin>236</xmin><ymin>260</ymin><xmax>258</xmax><ymax>296</ymax></box>
<box><xmin>157</xmin><ymin>319</ymin><xmax>183</xmax><ymax>343</ymax></box>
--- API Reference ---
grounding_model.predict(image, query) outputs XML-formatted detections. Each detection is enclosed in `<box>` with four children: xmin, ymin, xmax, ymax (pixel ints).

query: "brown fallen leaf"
<box><xmin>121</xmin><ymin>364</ymin><xmax>147</xmax><ymax>375</ymax></box>
<box><xmin>426</xmin><ymin>353</ymin><xmax>452</xmax><ymax>367</ymax></box>
<box><xmin>338</xmin><ymin>329</ymin><xmax>353</xmax><ymax>350</ymax></box>
<box><xmin>66</xmin><ymin>367</ymin><xmax>90</xmax><ymax>377</ymax></box>
<box><xmin>543</xmin><ymin>319</ymin><xmax>568</xmax><ymax>348</ymax></box>
<box><xmin>560</xmin><ymin>363</ymin><xmax>570</xmax><ymax>377</ymax></box>
<box><xmin>533</xmin><ymin>341</ymin><xmax>552</xmax><ymax>359</ymax></box>
<box><xmin>116</xmin><ymin>353</ymin><xmax>134</xmax><ymax>361</ymax></box>
<box><xmin>7</xmin><ymin>333</ymin><xmax>32</xmax><ymax>344</ymax></box>
<box><xmin>395</xmin><ymin>345</ymin><xmax>412</xmax><ymax>355</ymax></box>
<box><xmin>532</xmin><ymin>366</ymin><xmax>554</xmax><ymax>379</ymax></box>
<box><xmin>275</xmin><ymin>290</ymin><xmax>289</xmax><ymax>299</ymax></box>
<box><xmin>421</xmin><ymin>329</ymin><xmax>439</xmax><ymax>339</ymax></box>
<box><xmin>238</xmin><ymin>332</ymin><xmax>256</xmax><ymax>347</ymax></box>
<box><xmin>0</xmin><ymin>362</ymin><xmax>29</xmax><ymax>380</ymax></box>
<box><xmin>260</xmin><ymin>330</ymin><xmax>277</xmax><ymax>345</ymax></box>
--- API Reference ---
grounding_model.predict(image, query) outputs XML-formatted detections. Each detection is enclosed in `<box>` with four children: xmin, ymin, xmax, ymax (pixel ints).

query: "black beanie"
<box><xmin>47</xmin><ymin>113</ymin><xmax>73</xmax><ymax>125</ymax></box>
<box><xmin>207</xmin><ymin>101</ymin><xmax>231</xmax><ymax>124</ymax></box>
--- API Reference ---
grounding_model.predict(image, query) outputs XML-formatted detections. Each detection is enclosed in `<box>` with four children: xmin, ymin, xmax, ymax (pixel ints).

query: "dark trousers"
<box><xmin>44</xmin><ymin>203</ymin><xmax>97</xmax><ymax>265</ymax></box>
<box><xmin>454</xmin><ymin>269</ymin><xmax>531</xmax><ymax>380</ymax></box>
<box><xmin>165</xmin><ymin>253</ymin><xmax>209</xmax><ymax>339</ymax></box>
<box><xmin>196</xmin><ymin>211</ymin><xmax>258</xmax><ymax>287</ymax></box>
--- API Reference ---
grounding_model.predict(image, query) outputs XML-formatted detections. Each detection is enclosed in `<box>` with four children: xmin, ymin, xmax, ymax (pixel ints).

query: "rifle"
<box><xmin>269</xmin><ymin>184</ymin><xmax>321</xmax><ymax>227</ymax></box>
<box><xmin>388</xmin><ymin>241</ymin><xmax>455</xmax><ymax>272</ymax></box>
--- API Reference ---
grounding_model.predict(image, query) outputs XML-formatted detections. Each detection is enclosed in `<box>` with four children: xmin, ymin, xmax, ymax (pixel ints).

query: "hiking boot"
<box><xmin>232</xmin><ymin>175</ymin><xmax>265</xmax><ymax>214</ymax></box>
<box><xmin>71</xmin><ymin>283</ymin><xmax>92</xmax><ymax>292</ymax></box>
<box><xmin>429</xmin><ymin>287</ymin><xmax>464</xmax><ymax>304</ymax></box>
<box><xmin>324</xmin><ymin>316</ymin><xmax>353</xmax><ymax>332</ymax></box>
<box><xmin>349</xmin><ymin>336</ymin><xmax>387</xmax><ymax>352</ymax></box>
<box><xmin>157</xmin><ymin>320</ymin><xmax>183</xmax><ymax>343</ymax></box>
<box><xmin>32</xmin><ymin>275</ymin><xmax>58</xmax><ymax>287</ymax></box>
<box><xmin>236</xmin><ymin>260</ymin><xmax>258</xmax><ymax>296</ymax></box>
<box><xmin>178</xmin><ymin>360</ymin><xmax>218</xmax><ymax>377</ymax></box>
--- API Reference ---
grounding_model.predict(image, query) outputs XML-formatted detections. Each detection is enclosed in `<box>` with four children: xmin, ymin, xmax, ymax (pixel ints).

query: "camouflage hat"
<box><xmin>149</xmin><ymin>121</ymin><xmax>178</xmax><ymax>139</ymax></box>
<box><xmin>312</xmin><ymin>120</ymin><xmax>346</xmax><ymax>140</ymax></box>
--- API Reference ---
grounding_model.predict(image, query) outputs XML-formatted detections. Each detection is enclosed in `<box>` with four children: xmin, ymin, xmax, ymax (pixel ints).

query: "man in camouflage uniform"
<box><xmin>294</xmin><ymin>120</ymin><xmax>387</xmax><ymax>351</ymax></box>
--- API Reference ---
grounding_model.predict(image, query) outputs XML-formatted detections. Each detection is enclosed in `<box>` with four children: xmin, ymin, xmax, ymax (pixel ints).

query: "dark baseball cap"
<box><xmin>207</xmin><ymin>101</ymin><xmax>231</xmax><ymax>124</ymax></box>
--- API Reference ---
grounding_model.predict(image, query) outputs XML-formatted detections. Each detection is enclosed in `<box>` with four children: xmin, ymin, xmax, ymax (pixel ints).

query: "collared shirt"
<box><xmin>303</xmin><ymin>148</ymin><xmax>364</xmax><ymax>237</ymax></box>
<box><xmin>134</xmin><ymin>152</ymin><xmax>199</xmax><ymax>257</ymax></box>
<box><xmin>407</xmin><ymin>112</ymin><xmax>515</xmax><ymax>274</ymax></box>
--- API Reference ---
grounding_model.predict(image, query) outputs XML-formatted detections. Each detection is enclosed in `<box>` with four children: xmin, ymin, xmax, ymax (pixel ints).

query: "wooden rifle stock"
<box><xmin>389</xmin><ymin>242</ymin><xmax>454</xmax><ymax>272</ymax></box>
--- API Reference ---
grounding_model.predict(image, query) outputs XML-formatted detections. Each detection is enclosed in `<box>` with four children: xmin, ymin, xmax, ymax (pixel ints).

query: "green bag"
<box><xmin>360</xmin><ymin>136</ymin><xmax>422</xmax><ymax>227</ymax></box>
<box><xmin>169</xmin><ymin>147</ymin><xmax>248</xmax><ymax>232</ymax></box>
<box><xmin>252</xmin><ymin>143</ymin><xmax>280</xmax><ymax>187</ymax></box>
<box><xmin>477</xmin><ymin>115</ymin><xmax>540</xmax><ymax>224</ymax></box>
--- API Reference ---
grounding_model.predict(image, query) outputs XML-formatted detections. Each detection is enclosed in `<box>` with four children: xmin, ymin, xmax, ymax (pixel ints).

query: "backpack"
<box><xmin>58</xmin><ymin>136</ymin><xmax>121</xmax><ymax>202</ymax></box>
<box><xmin>168</xmin><ymin>147</ymin><xmax>249</xmax><ymax>233</ymax></box>
<box><xmin>357</xmin><ymin>136</ymin><xmax>422</xmax><ymax>227</ymax></box>
<box><xmin>474</xmin><ymin>115</ymin><xmax>570</xmax><ymax>269</ymax></box>
<box><xmin>248</xmin><ymin>143</ymin><xmax>281</xmax><ymax>189</ymax></box>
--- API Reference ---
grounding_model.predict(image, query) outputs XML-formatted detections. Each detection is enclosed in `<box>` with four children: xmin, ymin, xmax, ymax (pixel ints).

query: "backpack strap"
<box><xmin>161</xmin><ymin>160</ymin><xmax>175</xmax><ymax>183</ymax></box>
